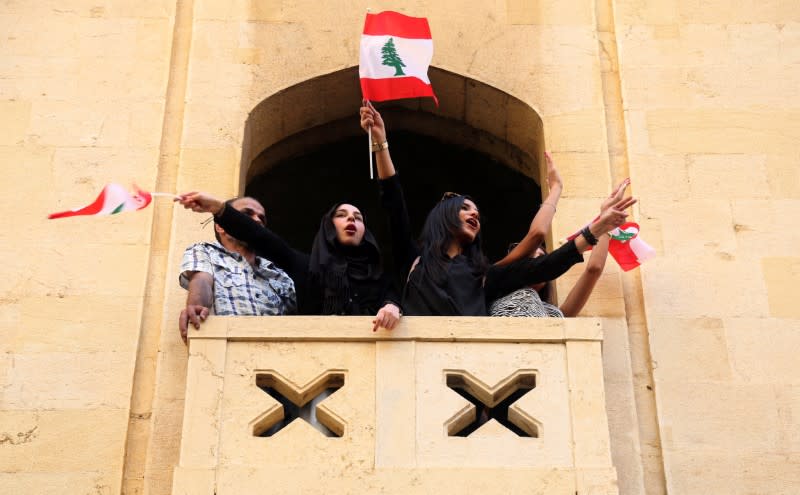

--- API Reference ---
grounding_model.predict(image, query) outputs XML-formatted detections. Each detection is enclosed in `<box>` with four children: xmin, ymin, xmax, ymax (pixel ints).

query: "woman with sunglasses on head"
<box><xmin>490</xmin><ymin>178</ymin><xmax>630</xmax><ymax>318</ymax></box>
<box><xmin>360</xmin><ymin>101</ymin><xmax>636</xmax><ymax>316</ymax></box>
<box><xmin>175</xmin><ymin>194</ymin><xmax>402</xmax><ymax>331</ymax></box>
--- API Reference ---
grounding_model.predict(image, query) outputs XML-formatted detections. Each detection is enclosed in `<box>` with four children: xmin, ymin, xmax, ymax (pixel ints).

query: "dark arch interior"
<box><xmin>245</xmin><ymin>130</ymin><xmax>543</xmax><ymax>278</ymax></box>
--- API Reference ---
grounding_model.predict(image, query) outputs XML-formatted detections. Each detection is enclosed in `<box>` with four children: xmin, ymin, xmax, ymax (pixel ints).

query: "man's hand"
<box><xmin>179</xmin><ymin>304</ymin><xmax>210</xmax><ymax>344</ymax></box>
<box><xmin>360</xmin><ymin>100</ymin><xmax>387</xmax><ymax>143</ymax></box>
<box><xmin>175</xmin><ymin>192</ymin><xmax>225</xmax><ymax>215</ymax></box>
<box><xmin>372</xmin><ymin>303</ymin><xmax>401</xmax><ymax>332</ymax></box>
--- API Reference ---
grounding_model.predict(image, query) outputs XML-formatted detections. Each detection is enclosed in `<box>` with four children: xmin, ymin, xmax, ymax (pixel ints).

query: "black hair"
<box><xmin>308</xmin><ymin>202</ymin><xmax>383</xmax><ymax>315</ymax></box>
<box><xmin>415</xmin><ymin>195</ymin><xmax>488</xmax><ymax>284</ymax></box>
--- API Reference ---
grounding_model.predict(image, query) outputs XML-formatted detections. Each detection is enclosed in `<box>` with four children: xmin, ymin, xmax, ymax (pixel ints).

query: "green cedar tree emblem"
<box><xmin>381</xmin><ymin>37</ymin><xmax>406</xmax><ymax>76</ymax></box>
<box><xmin>609</xmin><ymin>229</ymin><xmax>636</xmax><ymax>242</ymax></box>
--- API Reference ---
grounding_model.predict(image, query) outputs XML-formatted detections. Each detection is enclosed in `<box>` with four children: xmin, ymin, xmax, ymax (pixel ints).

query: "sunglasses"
<box><xmin>440</xmin><ymin>191</ymin><xmax>463</xmax><ymax>201</ymax></box>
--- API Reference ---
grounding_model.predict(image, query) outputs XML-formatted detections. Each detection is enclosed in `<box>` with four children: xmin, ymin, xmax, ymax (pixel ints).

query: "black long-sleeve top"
<box><xmin>214</xmin><ymin>206</ymin><xmax>400</xmax><ymax>316</ymax></box>
<box><xmin>378</xmin><ymin>174</ymin><xmax>584</xmax><ymax>316</ymax></box>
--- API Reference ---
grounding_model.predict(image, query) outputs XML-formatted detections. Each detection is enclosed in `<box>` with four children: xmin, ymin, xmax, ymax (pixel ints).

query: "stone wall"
<box><xmin>0</xmin><ymin>0</ymin><xmax>797</xmax><ymax>494</ymax></box>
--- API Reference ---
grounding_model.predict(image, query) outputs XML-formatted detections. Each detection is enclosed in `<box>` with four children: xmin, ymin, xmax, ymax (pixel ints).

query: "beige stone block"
<box><xmin>676</xmin><ymin>0</ymin><xmax>800</xmax><ymax>23</ymax></box>
<box><xmin>189</xmin><ymin>20</ymin><xmax>238</xmax><ymax>62</ymax></box>
<box><xmin>648</xmin><ymin>198</ymin><xmax>736</xmax><ymax>258</ymax></box>
<box><xmin>179</xmin><ymin>339</ymin><xmax>225</xmax><ymax>468</ymax></box>
<box><xmin>649</xmin><ymin>317</ymin><xmax>732</xmax><ymax>382</ymax></box>
<box><xmin>194</xmin><ymin>0</ymin><xmax>282</xmax><ymax>21</ymax></box>
<box><xmin>144</xmin><ymin>397</ymin><xmax>185</xmax><ymax>479</ymax></box>
<box><xmin>600</xmin><ymin>319</ymin><xmax>647</xmax><ymax>495</ymax></box>
<box><xmin>641</xmin><ymin>256</ymin><xmax>769</xmax><ymax>318</ymax></box>
<box><xmin>77</xmin><ymin>57</ymin><xmax>169</xmax><ymax>101</ymax></box>
<box><xmin>525</xmin><ymin>64</ymin><xmax>604</xmax><ymax>115</ymax></box>
<box><xmin>614</xmin><ymin>1</ymin><xmax>678</xmax><ymax>25</ymax></box>
<box><xmin>217</xmin><ymin>342</ymin><xmax>375</xmax><ymax>468</ymax></box>
<box><xmin>645</xmin><ymin>110</ymin><xmax>800</xmax><ymax>155</ymax></box>
<box><xmin>544</xmin><ymin>109</ymin><xmax>608</xmax><ymax>153</ymax></box>
<box><xmin>567</xmin><ymin>341</ymin><xmax>612</xmax><ymax>466</ymax></box>
<box><xmin>28</xmin><ymin>242</ymin><xmax>150</xmax><ymax>298</ymax></box>
<box><xmin>765</xmin><ymin>153</ymin><xmax>800</xmax><ymax>198</ymax></box>
<box><xmin>176</xmin><ymin>148</ymin><xmax>240</xmax><ymax>193</ymax></box>
<box><xmin>76</xmin><ymin>18</ymin><xmax>138</xmax><ymax>58</ymax></box>
<box><xmin>181</xmin><ymin>101</ymin><xmax>245</xmax><ymax>149</ymax></box>
<box><xmin>28</xmin><ymin>101</ymin><xmax>129</xmax><ymax>147</ymax></box>
<box><xmin>656</xmin><ymin>381</ymin><xmax>780</xmax><ymax>453</ymax></box>
<box><xmin>415</xmin><ymin>342</ymin><xmax>573</xmax><ymax>468</ymax></box>
<box><xmin>617</xmin><ymin>66</ymin><xmax>687</xmax><ymax>111</ymax></box>
<box><xmin>627</xmin><ymin>152</ymin><xmax>690</xmax><ymax>202</ymax></box>
<box><xmin>172</xmin><ymin>468</ymin><xmax>216</xmax><ymax>495</ymax></box>
<box><xmin>731</xmin><ymin>199</ymin><xmax>800</xmax><ymax>257</ymax></box>
<box><xmin>375</xmin><ymin>341</ymin><xmax>416</xmax><ymax>468</ymax></box>
<box><xmin>0</xmin><ymin>408</ymin><xmax>128</xmax><ymax>471</ymax></box>
<box><xmin>762</xmin><ymin>257</ymin><xmax>800</xmax><ymax>318</ymax></box>
<box><xmin>663</xmin><ymin>451</ymin><xmax>800</xmax><ymax>495</ymax></box>
<box><xmin>549</xmin><ymin>151</ymin><xmax>611</xmax><ymax>198</ymax></box>
<box><xmin>4</xmin><ymin>295</ymin><xmax>143</xmax><ymax>353</ymax></box>
<box><xmin>135</xmin><ymin>18</ymin><xmax>172</xmax><ymax>62</ymax></box>
<box><xmin>0</xmin><ymin>472</ymin><xmax>119</xmax><ymax>495</ymax></box>
<box><xmin>0</xmin><ymin>56</ymin><xmax>80</xmax><ymax>100</ymax></box>
<box><xmin>687</xmin><ymin>153</ymin><xmax>769</xmax><ymax>198</ymax></box>
<box><xmin>2</xmin><ymin>351</ymin><xmax>134</xmax><ymax>409</ymax></box>
<box><xmin>725</xmin><ymin>318</ymin><xmax>800</xmax><ymax>384</ymax></box>
<box><xmin>101</xmin><ymin>0</ymin><xmax>173</xmax><ymax>19</ymax></box>
<box><xmin>506</xmin><ymin>0</ymin><xmax>594</xmax><ymax>25</ymax></box>
<box><xmin>0</xmin><ymin>13</ymin><xmax>80</xmax><ymax>57</ymax></box>
<box><xmin>774</xmin><ymin>386</ymin><xmax>800</xmax><ymax>452</ymax></box>
<box><xmin>0</xmin><ymin>100</ymin><xmax>31</xmax><ymax>145</ymax></box>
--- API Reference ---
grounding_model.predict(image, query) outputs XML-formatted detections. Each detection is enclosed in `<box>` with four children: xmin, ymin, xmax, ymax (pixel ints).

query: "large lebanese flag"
<box><xmin>359</xmin><ymin>11</ymin><xmax>438</xmax><ymax>105</ymax></box>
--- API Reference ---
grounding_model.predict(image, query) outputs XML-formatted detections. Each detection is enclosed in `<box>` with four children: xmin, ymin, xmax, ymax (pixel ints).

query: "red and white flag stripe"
<box><xmin>359</xmin><ymin>11</ymin><xmax>438</xmax><ymax>105</ymax></box>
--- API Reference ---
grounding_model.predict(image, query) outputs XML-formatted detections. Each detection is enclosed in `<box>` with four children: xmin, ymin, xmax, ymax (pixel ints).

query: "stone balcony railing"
<box><xmin>172</xmin><ymin>316</ymin><xmax>618</xmax><ymax>495</ymax></box>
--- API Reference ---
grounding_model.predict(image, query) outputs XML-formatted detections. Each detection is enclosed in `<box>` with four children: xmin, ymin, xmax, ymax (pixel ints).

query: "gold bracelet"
<box><xmin>540</xmin><ymin>202</ymin><xmax>556</xmax><ymax>212</ymax></box>
<box><xmin>371</xmin><ymin>140</ymin><xmax>389</xmax><ymax>152</ymax></box>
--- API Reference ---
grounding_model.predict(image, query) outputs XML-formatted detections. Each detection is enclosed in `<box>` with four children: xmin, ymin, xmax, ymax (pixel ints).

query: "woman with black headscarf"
<box><xmin>175</xmin><ymin>194</ymin><xmax>402</xmax><ymax>331</ymax></box>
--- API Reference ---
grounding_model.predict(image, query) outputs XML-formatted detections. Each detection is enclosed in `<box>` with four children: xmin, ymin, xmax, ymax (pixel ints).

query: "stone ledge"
<box><xmin>187</xmin><ymin>316</ymin><xmax>603</xmax><ymax>343</ymax></box>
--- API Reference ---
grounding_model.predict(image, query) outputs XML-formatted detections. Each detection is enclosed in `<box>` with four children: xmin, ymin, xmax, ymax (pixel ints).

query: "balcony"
<box><xmin>172</xmin><ymin>316</ymin><xmax>618</xmax><ymax>494</ymax></box>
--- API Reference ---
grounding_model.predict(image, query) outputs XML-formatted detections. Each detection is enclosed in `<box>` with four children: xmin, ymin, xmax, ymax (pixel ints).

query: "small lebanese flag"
<box><xmin>607</xmin><ymin>222</ymin><xmax>656</xmax><ymax>271</ymax></box>
<box><xmin>359</xmin><ymin>11</ymin><xmax>438</xmax><ymax>105</ymax></box>
<box><xmin>567</xmin><ymin>221</ymin><xmax>655</xmax><ymax>271</ymax></box>
<box><xmin>48</xmin><ymin>183</ymin><xmax>153</xmax><ymax>219</ymax></box>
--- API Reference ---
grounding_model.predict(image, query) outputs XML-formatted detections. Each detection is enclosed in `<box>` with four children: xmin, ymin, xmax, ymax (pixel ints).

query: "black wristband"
<box><xmin>581</xmin><ymin>225</ymin><xmax>599</xmax><ymax>246</ymax></box>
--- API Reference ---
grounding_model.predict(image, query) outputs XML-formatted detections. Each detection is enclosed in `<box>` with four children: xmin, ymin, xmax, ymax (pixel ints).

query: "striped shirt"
<box><xmin>179</xmin><ymin>242</ymin><xmax>296</xmax><ymax>316</ymax></box>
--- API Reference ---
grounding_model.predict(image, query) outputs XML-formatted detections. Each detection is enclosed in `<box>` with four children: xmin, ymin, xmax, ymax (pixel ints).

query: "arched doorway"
<box><xmin>241</xmin><ymin>66</ymin><xmax>546</xmax><ymax>267</ymax></box>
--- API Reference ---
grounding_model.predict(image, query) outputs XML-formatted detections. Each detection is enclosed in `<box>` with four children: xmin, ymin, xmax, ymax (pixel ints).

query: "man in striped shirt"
<box><xmin>178</xmin><ymin>197</ymin><xmax>296</xmax><ymax>343</ymax></box>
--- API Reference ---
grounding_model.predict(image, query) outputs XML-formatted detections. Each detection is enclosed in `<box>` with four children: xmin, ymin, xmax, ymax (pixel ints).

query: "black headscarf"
<box><xmin>308</xmin><ymin>203</ymin><xmax>384</xmax><ymax>315</ymax></box>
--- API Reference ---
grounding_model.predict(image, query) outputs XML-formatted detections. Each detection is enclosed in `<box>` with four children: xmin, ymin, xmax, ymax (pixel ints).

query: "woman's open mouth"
<box><xmin>465</xmin><ymin>218</ymin><xmax>479</xmax><ymax>230</ymax></box>
<box><xmin>345</xmin><ymin>225</ymin><xmax>357</xmax><ymax>234</ymax></box>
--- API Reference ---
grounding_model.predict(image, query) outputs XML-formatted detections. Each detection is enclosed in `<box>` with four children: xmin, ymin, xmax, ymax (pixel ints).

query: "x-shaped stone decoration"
<box><xmin>444</xmin><ymin>370</ymin><xmax>540</xmax><ymax>437</ymax></box>
<box><xmin>251</xmin><ymin>370</ymin><xmax>345</xmax><ymax>438</ymax></box>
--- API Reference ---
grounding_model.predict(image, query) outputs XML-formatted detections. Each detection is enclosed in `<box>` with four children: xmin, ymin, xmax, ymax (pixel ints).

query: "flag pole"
<box><xmin>368</xmin><ymin>123</ymin><xmax>374</xmax><ymax>180</ymax></box>
<box><xmin>365</xmin><ymin>9</ymin><xmax>373</xmax><ymax>180</ymax></box>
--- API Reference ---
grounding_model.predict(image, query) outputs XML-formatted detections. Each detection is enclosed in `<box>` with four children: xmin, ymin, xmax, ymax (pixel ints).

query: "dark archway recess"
<box><xmin>246</xmin><ymin>129</ymin><xmax>541</xmax><ymax>267</ymax></box>
<box><xmin>242</xmin><ymin>66</ymin><xmax>546</xmax><ymax>277</ymax></box>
